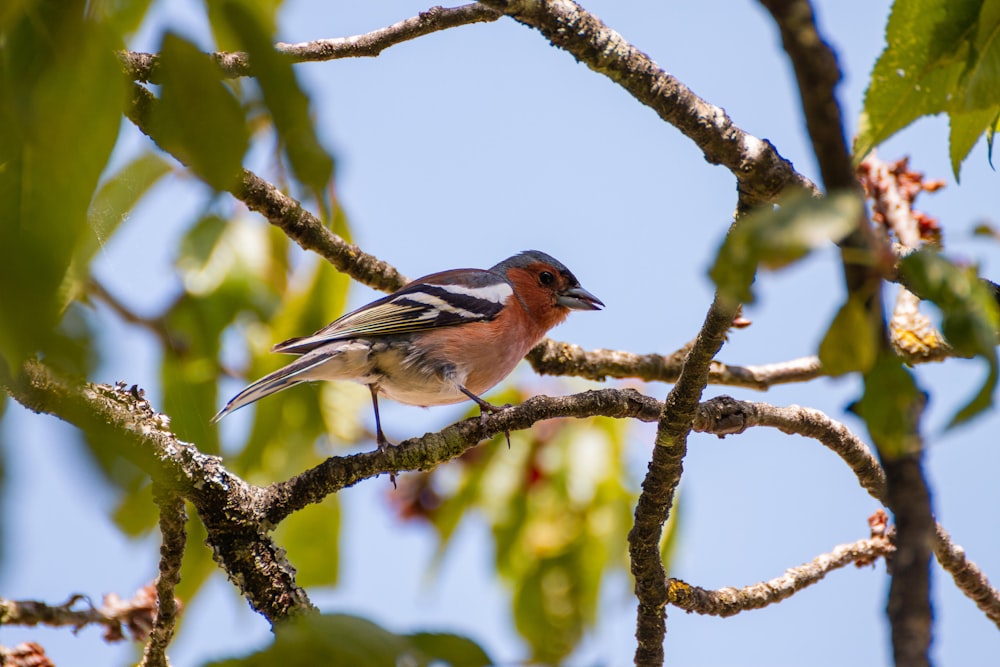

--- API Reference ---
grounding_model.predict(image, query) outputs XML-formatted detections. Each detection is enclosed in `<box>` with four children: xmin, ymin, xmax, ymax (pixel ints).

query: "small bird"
<box><xmin>212</xmin><ymin>250</ymin><xmax>603</xmax><ymax>448</ymax></box>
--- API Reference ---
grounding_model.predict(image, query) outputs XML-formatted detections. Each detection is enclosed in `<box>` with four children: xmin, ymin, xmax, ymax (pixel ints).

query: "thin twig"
<box><xmin>87</xmin><ymin>278</ymin><xmax>185</xmax><ymax>353</ymax></box>
<box><xmin>528</xmin><ymin>339</ymin><xmax>825</xmax><ymax>389</ymax></box>
<box><xmin>120</xmin><ymin>4</ymin><xmax>503</xmax><ymax>83</ymax></box>
<box><xmin>667</xmin><ymin>536</ymin><xmax>894</xmax><ymax>616</ymax></box>
<box><xmin>693</xmin><ymin>396</ymin><xmax>887</xmax><ymax>502</ymax></box>
<box><xmin>695</xmin><ymin>395</ymin><xmax>1000</xmax><ymax>631</ymax></box>
<box><xmin>934</xmin><ymin>524</ymin><xmax>1000</xmax><ymax>630</ymax></box>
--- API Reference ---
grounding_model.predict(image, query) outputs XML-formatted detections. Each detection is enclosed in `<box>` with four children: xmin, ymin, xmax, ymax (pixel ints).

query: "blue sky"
<box><xmin>2</xmin><ymin>1</ymin><xmax>999</xmax><ymax>665</ymax></box>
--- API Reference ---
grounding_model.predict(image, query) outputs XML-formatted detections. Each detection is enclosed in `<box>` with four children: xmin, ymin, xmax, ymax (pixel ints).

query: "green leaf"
<box><xmin>274</xmin><ymin>497</ymin><xmax>340</xmax><ymax>588</ymax></box>
<box><xmin>949</xmin><ymin>106</ymin><xmax>1000</xmax><ymax>179</ymax></box>
<box><xmin>203</xmin><ymin>613</ymin><xmax>491</xmax><ymax>667</ymax></box>
<box><xmin>963</xmin><ymin>0</ymin><xmax>1000</xmax><ymax>110</ymax></box>
<box><xmin>851</xmin><ymin>355</ymin><xmax>925</xmax><ymax>459</ymax></box>
<box><xmin>220</xmin><ymin>1</ymin><xmax>334</xmax><ymax>209</ymax></box>
<box><xmin>900</xmin><ymin>250</ymin><xmax>999</xmax><ymax>425</ymax></box>
<box><xmin>818</xmin><ymin>294</ymin><xmax>879</xmax><ymax>375</ymax></box>
<box><xmin>60</xmin><ymin>151</ymin><xmax>173</xmax><ymax>308</ymax></box>
<box><xmin>855</xmin><ymin>0</ymin><xmax>981</xmax><ymax>160</ymax></box>
<box><xmin>231</xmin><ymin>258</ymin><xmax>351</xmax><ymax>479</ymax></box>
<box><xmin>407</xmin><ymin>634</ymin><xmax>492</xmax><ymax>667</ymax></box>
<box><xmin>0</xmin><ymin>3</ymin><xmax>125</xmax><ymax>366</ymax></box>
<box><xmin>88</xmin><ymin>0</ymin><xmax>155</xmax><ymax>36</ymax></box>
<box><xmin>206</xmin><ymin>0</ymin><xmax>282</xmax><ymax>52</ymax></box>
<box><xmin>709</xmin><ymin>191</ymin><xmax>862</xmax><ymax>304</ymax></box>
<box><xmin>988</xmin><ymin>111</ymin><xmax>1000</xmax><ymax>166</ymax></box>
<box><xmin>152</xmin><ymin>32</ymin><xmax>249</xmax><ymax>191</ymax></box>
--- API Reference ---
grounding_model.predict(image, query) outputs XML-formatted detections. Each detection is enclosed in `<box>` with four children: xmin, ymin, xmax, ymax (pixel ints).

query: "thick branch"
<box><xmin>758</xmin><ymin>0</ymin><xmax>853</xmax><ymax>191</ymax></box>
<box><xmin>0</xmin><ymin>361</ymin><xmax>311</xmax><ymax>623</ymax></box>
<box><xmin>668</xmin><ymin>536</ymin><xmax>894</xmax><ymax>616</ymax></box>
<box><xmin>120</xmin><ymin>4</ymin><xmax>503</xmax><ymax>82</ymax></box>
<box><xmin>760</xmin><ymin>2</ymin><xmax>932</xmax><ymax>663</ymax></box>
<box><xmin>478</xmin><ymin>0</ymin><xmax>816</xmax><ymax>206</ymax></box>
<box><xmin>628</xmin><ymin>291</ymin><xmax>740</xmax><ymax>666</ymax></box>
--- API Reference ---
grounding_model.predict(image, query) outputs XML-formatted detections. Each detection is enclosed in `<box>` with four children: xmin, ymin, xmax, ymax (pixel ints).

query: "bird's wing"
<box><xmin>273</xmin><ymin>269</ymin><xmax>515</xmax><ymax>354</ymax></box>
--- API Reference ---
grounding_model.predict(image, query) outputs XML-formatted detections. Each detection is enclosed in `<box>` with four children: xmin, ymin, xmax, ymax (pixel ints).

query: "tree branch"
<box><xmin>934</xmin><ymin>524</ymin><xmax>1000</xmax><ymax>630</ymax></box>
<box><xmin>528</xmin><ymin>339</ymin><xmax>825</xmax><ymax>389</ymax></box>
<box><xmin>139</xmin><ymin>486</ymin><xmax>186</xmax><ymax>667</ymax></box>
<box><xmin>477</xmin><ymin>0</ymin><xmax>817</xmax><ymax>206</ymax></box>
<box><xmin>125</xmin><ymin>84</ymin><xmax>407</xmax><ymax>294</ymax></box>
<box><xmin>759</xmin><ymin>2</ymin><xmax>933</xmax><ymax>663</ymax></box>
<box><xmin>628</xmin><ymin>290</ymin><xmax>741</xmax><ymax>666</ymax></box>
<box><xmin>668</xmin><ymin>535</ymin><xmax>894</xmax><ymax>616</ymax></box>
<box><xmin>693</xmin><ymin>396</ymin><xmax>887</xmax><ymax>502</ymax></box>
<box><xmin>120</xmin><ymin>4</ymin><xmax>503</xmax><ymax>83</ymax></box>
<box><xmin>0</xmin><ymin>361</ymin><xmax>312</xmax><ymax>624</ymax></box>
<box><xmin>86</xmin><ymin>278</ymin><xmax>187</xmax><ymax>353</ymax></box>
<box><xmin>262</xmin><ymin>387</ymin><xmax>662</xmax><ymax>524</ymax></box>
<box><xmin>0</xmin><ymin>595</ymin><xmax>125</xmax><ymax>639</ymax></box>
<box><xmin>695</xmin><ymin>395</ymin><xmax>1000</xmax><ymax>631</ymax></box>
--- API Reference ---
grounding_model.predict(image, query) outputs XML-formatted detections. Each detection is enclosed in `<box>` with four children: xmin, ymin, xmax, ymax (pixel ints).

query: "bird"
<box><xmin>212</xmin><ymin>250</ymin><xmax>603</xmax><ymax>449</ymax></box>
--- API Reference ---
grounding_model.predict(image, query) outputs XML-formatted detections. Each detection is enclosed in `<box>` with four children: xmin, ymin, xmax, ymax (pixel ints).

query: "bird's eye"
<box><xmin>539</xmin><ymin>271</ymin><xmax>555</xmax><ymax>286</ymax></box>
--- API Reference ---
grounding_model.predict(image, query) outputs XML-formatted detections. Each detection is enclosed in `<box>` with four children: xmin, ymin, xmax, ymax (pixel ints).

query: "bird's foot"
<box><xmin>376</xmin><ymin>431</ymin><xmax>397</xmax><ymax>489</ymax></box>
<box><xmin>477</xmin><ymin>401</ymin><xmax>513</xmax><ymax>449</ymax></box>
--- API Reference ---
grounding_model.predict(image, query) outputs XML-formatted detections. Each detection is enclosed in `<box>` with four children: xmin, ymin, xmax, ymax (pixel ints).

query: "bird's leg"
<box><xmin>369</xmin><ymin>384</ymin><xmax>396</xmax><ymax>486</ymax></box>
<box><xmin>458</xmin><ymin>385</ymin><xmax>512</xmax><ymax>448</ymax></box>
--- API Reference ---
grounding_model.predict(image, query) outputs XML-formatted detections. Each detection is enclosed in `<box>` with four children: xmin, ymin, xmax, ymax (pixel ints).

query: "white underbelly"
<box><xmin>295</xmin><ymin>339</ymin><xmax>469</xmax><ymax>407</ymax></box>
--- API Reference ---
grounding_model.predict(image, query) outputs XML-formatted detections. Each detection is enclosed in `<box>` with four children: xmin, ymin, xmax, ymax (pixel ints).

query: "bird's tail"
<box><xmin>211</xmin><ymin>354</ymin><xmax>331</xmax><ymax>422</ymax></box>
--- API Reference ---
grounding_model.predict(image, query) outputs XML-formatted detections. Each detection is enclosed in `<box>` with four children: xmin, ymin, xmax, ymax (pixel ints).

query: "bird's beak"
<box><xmin>556</xmin><ymin>285</ymin><xmax>604</xmax><ymax>311</ymax></box>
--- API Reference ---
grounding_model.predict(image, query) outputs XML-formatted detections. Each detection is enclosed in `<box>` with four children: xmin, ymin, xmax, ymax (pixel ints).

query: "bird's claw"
<box><xmin>477</xmin><ymin>403</ymin><xmax>513</xmax><ymax>448</ymax></box>
<box><xmin>375</xmin><ymin>433</ymin><xmax>397</xmax><ymax>489</ymax></box>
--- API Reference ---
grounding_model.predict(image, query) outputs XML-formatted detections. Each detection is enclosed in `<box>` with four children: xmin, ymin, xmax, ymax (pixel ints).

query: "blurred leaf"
<box><xmin>87</xmin><ymin>0</ymin><xmax>155</xmax><ymax>36</ymax></box>
<box><xmin>220</xmin><ymin>0</ymin><xmax>334</xmax><ymax>210</ymax></box>
<box><xmin>179</xmin><ymin>215</ymin><xmax>230</xmax><ymax>279</ymax></box>
<box><xmin>709</xmin><ymin>191</ymin><xmax>862</xmax><ymax>304</ymax></box>
<box><xmin>855</xmin><ymin>0</ymin><xmax>979</xmax><ymax>160</ymax></box>
<box><xmin>232</xmin><ymin>258</ymin><xmax>351</xmax><ymax>479</ymax></box>
<box><xmin>406</xmin><ymin>633</ymin><xmax>492</xmax><ymax>667</ymax></box>
<box><xmin>113</xmin><ymin>480</ymin><xmax>159</xmax><ymax>537</ymax></box>
<box><xmin>152</xmin><ymin>32</ymin><xmax>249</xmax><ymax>191</ymax></box>
<box><xmin>206</xmin><ymin>0</ymin><xmax>282</xmax><ymax>52</ymax></box>
<box><xmin>167</xmin><ymin>217</ymin><xmax>285</xmax><ymax>450</ymax></box>
<box><xmin>176</xmin><ymin>513</ymin><xmax>218</xmax><ymax>605</ymax></box>
<box><xmin>203</xmin><ymin>613</ymin><xmax>491</xmax><ymax>667</ymax></box>
<box><xmin>274</xmin><ymin>497</ymin><xmax>340</xmax><ymax>588</ymax></box>
<box><xmin>818</xmin><ymin>294</ymin><xmax>879</xmax><ymax>375</ymax></box>
<box><xmin>851</xmin><ymin>355</ymin><xmax>925</xmax><ymax>459</ymax></box>
<box><xmin>60</xmin><ymin>151</ymin><xmax>173</xmax><ymax>308</ymax></box>
<box><xmin>949</xmin><ymin>107</ymin><xmax>999</xmax><ymax>180</ymax></box>
<box><xmin>900</xmin><ymin>250</ymin><xmax>999</xmax><ymax>425</ymax></box>
<box><xmin>0</xmin><ymin>1</ymin><xmax>125</xmax><ymax>367</ymax></box>
<box><xmin>425</xmin><ymin>404</ymin><xmax>637</xmax><ymax>664</ymax></box>
<box><xmin>162</xmin><ymin>295</ymin><xmax>227</xmax><ymax>452</ymax></box>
